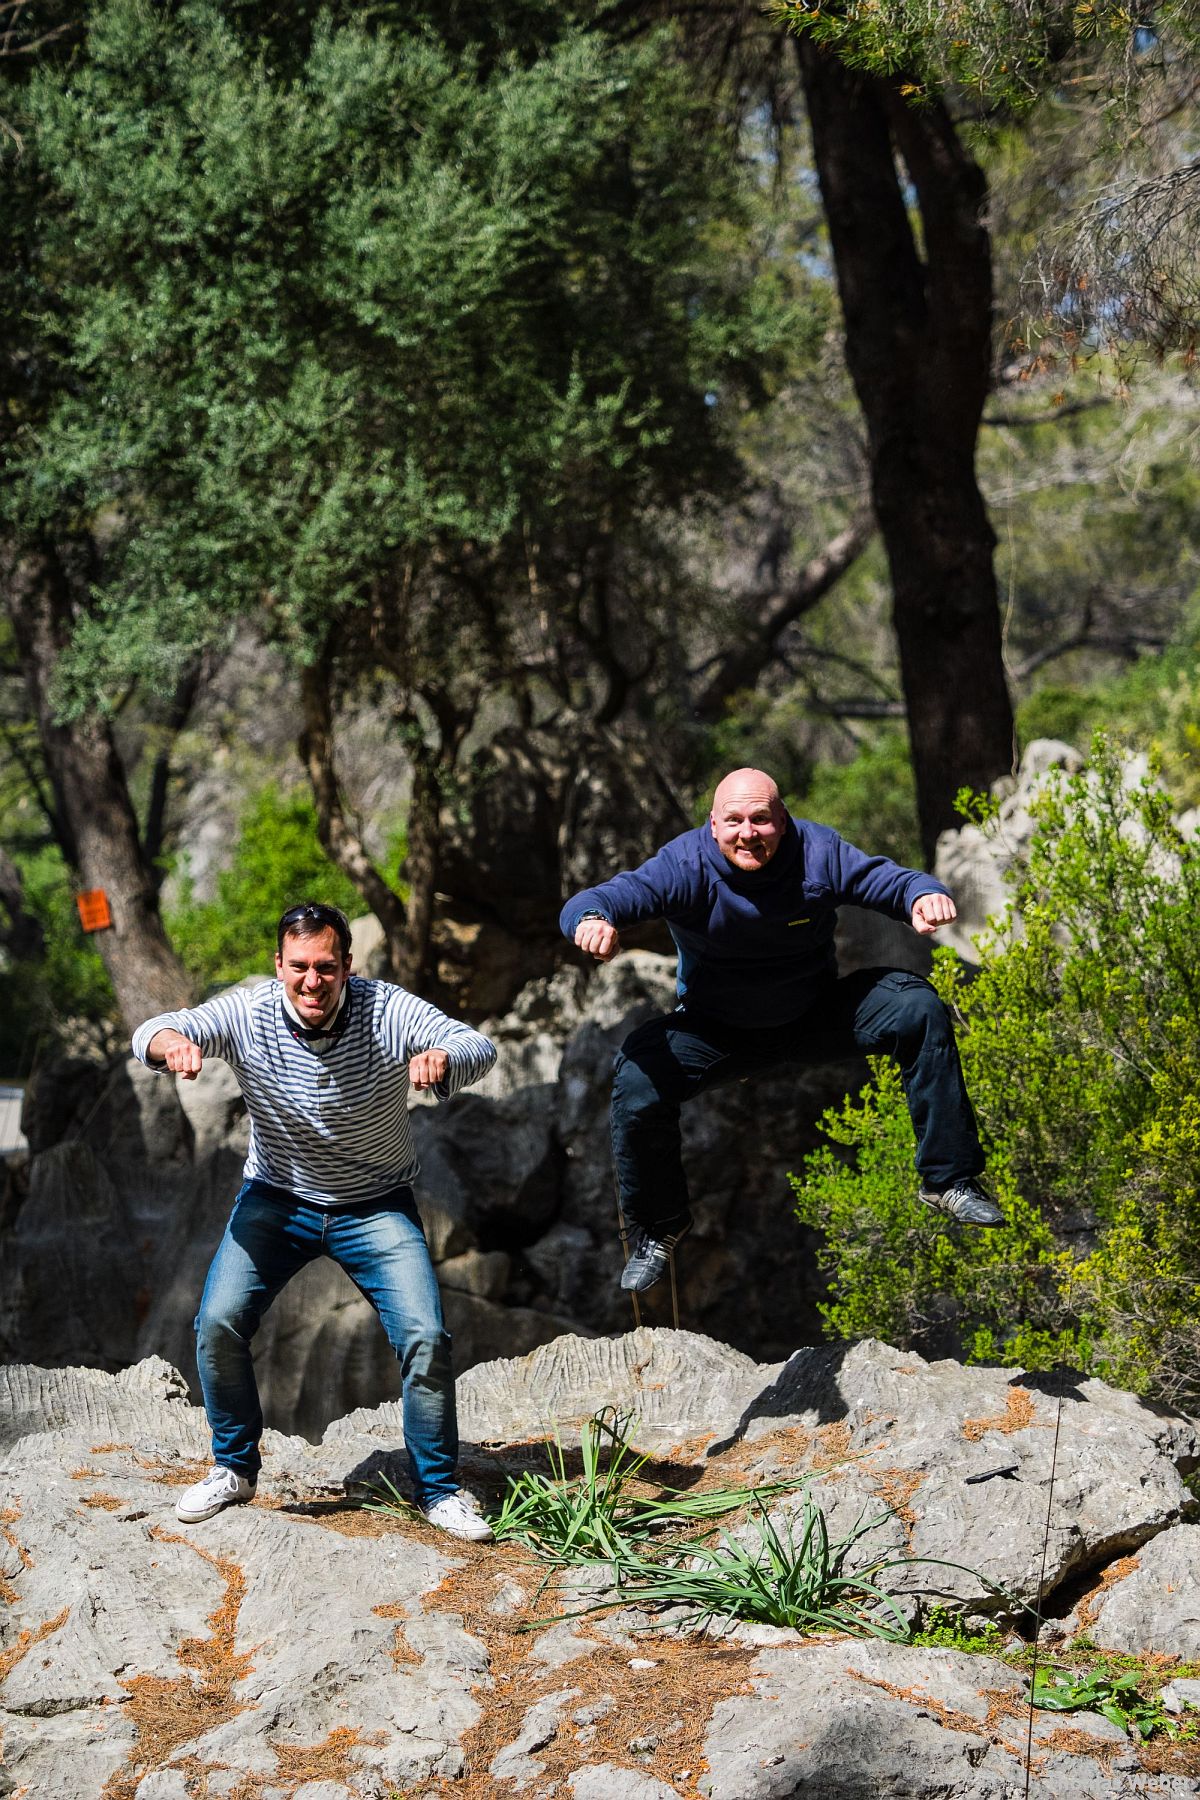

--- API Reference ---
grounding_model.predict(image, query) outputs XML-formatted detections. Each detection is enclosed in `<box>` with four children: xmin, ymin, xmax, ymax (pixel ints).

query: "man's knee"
<box><xmin>195</xmin><ymin>1301</ymin><xmax>253</xmax><ymax>1358</ymax></box>
<box><xmin>402</xmin><ymin>1328</ymin><xmax>454</xmax><ymax>1388</ymax></box>
<box><xmin>612</xmin><ymin>1045</ymin><xmax>663</xmax><ymax>1116</ymax></box>
<box><xmin>882</xmin><ymin>972</ymin><xmax>952</xmax><ymax>1043</ymax></box>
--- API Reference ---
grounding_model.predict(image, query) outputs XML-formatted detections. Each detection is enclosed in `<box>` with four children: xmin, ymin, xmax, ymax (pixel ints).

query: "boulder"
<box><xmin>3</xmin><ymin>1338</ymin><xmax>1198</xmax><ymax>1800</ymax></box>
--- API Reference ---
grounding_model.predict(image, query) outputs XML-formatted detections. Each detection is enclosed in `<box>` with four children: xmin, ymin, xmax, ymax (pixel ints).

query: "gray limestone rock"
<box><xmin>3</xmin><ymin>1345</ymin><xmax>1200</xmax><ymax>1800</ymax></box>
<box><xmin>1065</xmin><ymin>1523</ymin><xmax>1200</xmax><ymax>1657</ymax></box>
<box><xmin>699</xmin><ymin>1638</ymin><xmax>1185</xmax><ymax>1799</ymax></box>
<box><xmin>571</xmin><ymin>1766</ymin><xmax>683</xmax><ymax>1799</ymax></box>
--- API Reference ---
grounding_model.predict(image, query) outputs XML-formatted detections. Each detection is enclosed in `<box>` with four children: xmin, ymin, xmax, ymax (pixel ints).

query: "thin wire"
<box><xmin>1023</xmin><ymin>1366</ymin><xmax>1067</xmax><ymax>1798</ymax></box>
<box><xmin>611</xmin><ymin>1169</ymin><xmax>641</xmax><ymax>1331</ymax></box>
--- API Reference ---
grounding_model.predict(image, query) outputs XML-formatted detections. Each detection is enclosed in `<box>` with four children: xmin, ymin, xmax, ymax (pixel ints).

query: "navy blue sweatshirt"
<box><xmin>559</xmin><ymin>816</ymin><xmax>948</xmax><ymax>1027</ymax></box>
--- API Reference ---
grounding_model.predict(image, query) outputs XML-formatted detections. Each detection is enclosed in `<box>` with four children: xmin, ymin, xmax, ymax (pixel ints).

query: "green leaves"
<box><xmin>1032</xmin><ymin>1666</ymin><xmax>1185</xmax><ymax>1740</ymax></box>
<box><xmin>4</xmin><ymin>2</ymin><xmax>782</xmax><ymax>709</ymax></box>
<box><xmin>792</xmin><ymin>735</ymin><xmax>1200</xmax><ymax>1408</ymax></box>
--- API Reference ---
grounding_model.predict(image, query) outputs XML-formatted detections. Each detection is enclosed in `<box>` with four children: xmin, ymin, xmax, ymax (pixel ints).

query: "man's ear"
<box><xmin>709</xmin><ymin>812</ymin><xmax>718</xmax><ymax>839</ymax></box>
<box><xmin>343</xmin><ymin>953</ymin><xmax>353</xmax><ymax>976</ymax></box>
<box><xmin>274</xmin><ymin>952</ymin><xmax>283</xmax><ymax>978</ymax></box>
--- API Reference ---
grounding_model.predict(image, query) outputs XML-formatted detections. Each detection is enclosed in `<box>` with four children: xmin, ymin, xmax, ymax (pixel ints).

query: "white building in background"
<box><xmin>0</xmin><ymin>1086</ymin><xmax>26</xmax><ymax>1155</ymax></box>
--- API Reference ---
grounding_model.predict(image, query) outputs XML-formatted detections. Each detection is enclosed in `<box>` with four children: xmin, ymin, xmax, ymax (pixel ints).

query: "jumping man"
<box><xmin>560</xmin><ymin>768</ymin><xmax>1002</xmax><ymax>1293</ymax></box>
<box><xmin>133</xmin><ymin>901</ymin><xmax>496</xmax><ymax>1538</ymax></box>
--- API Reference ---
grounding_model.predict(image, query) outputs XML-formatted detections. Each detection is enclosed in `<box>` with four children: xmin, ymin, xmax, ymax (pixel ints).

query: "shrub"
<box><xmin>0</xmin><ymin>844</ymin><xmax>119</xmax><ymax>1072</ymax></box>
<box><xmin>791</xmin><ymin>736</ymin><xmax>1200</xmax><ymax>1410</ymax></box>
<box><xmin>165</xmin><ymin>783</ymin><xmax>367</xmax><ymax>991</ymax></box>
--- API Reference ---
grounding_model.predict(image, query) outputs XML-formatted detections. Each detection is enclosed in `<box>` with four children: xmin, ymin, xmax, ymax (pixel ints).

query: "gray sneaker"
<box><xmin>620</xmin><ymin>1218</ymin><xmax>692</xmax><ymax>1293</ymax></box>
<box><xmin>175</xmin><ymin>1464</ymin><xmax>257</xmax><ymax>1523</ymax></box>
<box><xmin>919</xmin><ymin>1176</ymin><xmax>1003</xmax><ymax>1228</ymax></box>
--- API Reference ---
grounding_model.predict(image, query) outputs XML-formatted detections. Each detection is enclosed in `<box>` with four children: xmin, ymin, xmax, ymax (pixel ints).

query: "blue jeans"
<box><xmin>611</xmin><ymin>967</ymin><xmax>984</xmax><ymax>1233</ymax></box>
<box><xmin>195</xmin><ymin>1179</ymin><xmax>458</xmax><ymax>1503</ymax></box>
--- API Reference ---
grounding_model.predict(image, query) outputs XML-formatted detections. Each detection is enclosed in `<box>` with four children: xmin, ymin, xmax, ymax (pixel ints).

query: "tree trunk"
<box><xmin>297</xmin><ymin>655</ymin><xmax>411</xmax><ymax>973</ymax></box>
<box><xmin>796</xmin><ymin>39</ymin><xmax>1015</xmax><ymax>862</ymax></box>
<box><xmin>2</xmin><ymin>543</ymin><xmax>194</xmax><ymax>1030</ymax></box>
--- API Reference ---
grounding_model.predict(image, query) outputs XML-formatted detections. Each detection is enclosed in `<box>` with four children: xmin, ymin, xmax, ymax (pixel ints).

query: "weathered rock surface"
<box><xmin>3</xmin><ymin>1334</ymin><xmax>1198</xmax><ymax>1798</ymax></box>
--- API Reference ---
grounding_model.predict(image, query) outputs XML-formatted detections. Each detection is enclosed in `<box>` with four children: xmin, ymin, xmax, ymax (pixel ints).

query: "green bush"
<box><xmin>165</xmin><ymin>784</ymin><xmax>369</xmax><ymax>991</ymax></box>
<box><xmin>0</xmin><ymin>844</ymin><xmax>118</xmax><ymax>1073</ymax></box>
<box><xmin>799</xmin><ymin>730</ymin><xmax>921</xmax><ymax>868</ymax></box>
<box><xmin>791</xmin><ymin>736</ymin><xmax>1200</xmax><ymax>1410</ymax></box>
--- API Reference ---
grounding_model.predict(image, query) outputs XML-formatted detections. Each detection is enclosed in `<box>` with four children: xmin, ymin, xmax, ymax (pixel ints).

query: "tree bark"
<box><xmin>2</xmin><ymin>542</ymin><xmax>194</xmax><ymax>1029</ymax></box>
<box><xmin>796</xmin><ymin>39</ymin><xmax>1016</xmax><ymax>862</ymax></box>
<box><xmin>297</xmin><ymin>654</ymin><xmax>411</xmax><ymax>973</ymax></box>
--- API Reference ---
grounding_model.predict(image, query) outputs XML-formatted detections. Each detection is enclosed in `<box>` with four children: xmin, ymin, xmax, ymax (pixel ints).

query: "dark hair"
<box><xmin>276</xmin><ymin>902</ymin><xmax>352</xmax><ymax>960</ymax></box>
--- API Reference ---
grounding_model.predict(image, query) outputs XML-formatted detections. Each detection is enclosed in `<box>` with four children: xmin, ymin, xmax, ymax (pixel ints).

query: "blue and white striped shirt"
<box><xmin>132</xmin><ymin>977</ymin><xmax>496</xmax><ymax>1207</ymax></box>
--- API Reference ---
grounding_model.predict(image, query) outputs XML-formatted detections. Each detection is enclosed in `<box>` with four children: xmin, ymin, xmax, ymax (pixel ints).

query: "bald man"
<box><xmin>560</xmin><ymin>768</ymin><xmax>1000</xmax><ymax>1294</ymax></box>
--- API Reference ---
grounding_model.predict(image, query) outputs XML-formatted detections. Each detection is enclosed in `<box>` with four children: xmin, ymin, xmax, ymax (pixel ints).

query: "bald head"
<box><xmin>710</xmin><ymin>768</ymin><xmax>787</xmax><ymax>872</ymax></box>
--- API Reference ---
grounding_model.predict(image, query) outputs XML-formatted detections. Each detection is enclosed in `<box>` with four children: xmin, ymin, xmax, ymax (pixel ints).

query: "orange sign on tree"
<box><xmin>76</xmin><ymin>889</ymin><xmax>113</xmax><ymax>932</ymax></box>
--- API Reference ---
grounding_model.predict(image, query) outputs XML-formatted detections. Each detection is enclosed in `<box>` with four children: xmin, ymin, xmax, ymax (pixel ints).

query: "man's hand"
<box><xmin>409</xmin><ymin>1048</ymin><xmax>450</xmax><ymax>1091</ymax></box>
<box><xmin>911</xmin><ymin>892</ymin><xmax>957</xmax><ymax>936</ymax></box>
<box><xmin>147</xmin><ymin>1028</ymin><xmax>204</xmax><ymax>1080</ymax></box>
<box><xmin>574</xmin><ymin>917</ymin><xmax>621</xmax><ymax>962</ymax></box>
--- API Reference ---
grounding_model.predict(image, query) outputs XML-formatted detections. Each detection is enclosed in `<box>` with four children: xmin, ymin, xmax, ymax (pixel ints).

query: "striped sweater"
<box><xmin>132</xmin><ymin>976</ymin><xmax>496</xmax><ymax>1207</ymax></box>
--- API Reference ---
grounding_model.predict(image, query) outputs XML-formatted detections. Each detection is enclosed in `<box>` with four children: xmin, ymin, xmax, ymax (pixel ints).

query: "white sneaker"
<box><xmin>420</xmin><ymin>1490</ymin><xmax>493</xmax><ymax>1542</ymax></box>
<box><xmin>175</xmin><ymin>1465</ymin><xmax>257</xmax><ymax>1523</ymax></box>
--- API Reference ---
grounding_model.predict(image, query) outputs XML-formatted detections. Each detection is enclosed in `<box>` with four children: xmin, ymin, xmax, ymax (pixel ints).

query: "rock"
<box><xmin>0</xmin><ymin>1143</ymin><xmax>145</xmax><ymax>1370</ymax></box>
<box><xmin>1162</xmin><ymin>1678</ymin><xmax>1200</xmax><ymax>1714</ymax></box>
<box><xmin>933</xmin><ymin>737</ymin><xmax>1085</xmax><ymax>962</ymax></box>
<box><xmin>1065</xmin><ymin>1524</ymin><xmax>1200</xmax><ymax>1657</ymax></box>
<box><xmin>3</xmin><ymin>1341</ymin><xmax>1200</xmax><ymax>1800</ymax></box>
<box><xmin>175</xmin><ymin>1056</ymin><xmax>247</xmax><ymax>1161</ymax></box>
<box><xmin>436</xmin><ymin>1249</ymin><xmax>512</xmax><ymax>1300</ymax></box>
<box><xmin>699</xmin><ymin>1638</ymin><xmax>1186</xmax><ymax>1799</ymax></box>
<box><xmin>571</xmin><ymin>1766</ymin><xmax>682</xmax><ymax>1799</ymax></box>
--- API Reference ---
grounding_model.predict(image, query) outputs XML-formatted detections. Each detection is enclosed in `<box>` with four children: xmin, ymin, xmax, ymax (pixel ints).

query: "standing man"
<box><xmin>561</xmin><ymin>768</ymin><xmax>1002</xmax><ymax>1294</ymax></box>
<box><xmin>133</xmin><ymin>901</ymin><xmax>495</xmax><ymax>1539</ymax></box>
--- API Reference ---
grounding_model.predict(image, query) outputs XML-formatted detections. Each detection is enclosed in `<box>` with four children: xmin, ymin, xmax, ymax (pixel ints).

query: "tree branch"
<box><xmin>692</xmin><ymin>507</ymin><xmax>876</xmax><ymax>720</ymax></box>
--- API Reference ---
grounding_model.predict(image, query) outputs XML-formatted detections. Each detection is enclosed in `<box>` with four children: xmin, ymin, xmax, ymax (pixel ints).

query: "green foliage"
<box><xmin>614</xmin><ymin>1492</ymin><xmax>918</xmax><ymax>1639</ymax></box>
<box><xmin>911</xmin><ymin>1605</ymin><xmax>1006</xmax><ymax>1656</ymax></box>
<box><xmin>1032</xmin><ymin>1666</ymin><xmax>1193</xmax><ymax>1741</ymax></box>
<box><xmin>1016</xmin><ymin>622</ymin><xmax>1200</xmax><ymax>809</ymax></box>
<box><xmin>3</xmin><ymin>0</ymin><xmax>797</xmax><ymax>710</ymax></box>
<box><xmin>800</xmin><ymin>731</ymin><xmax>921</xmax><ymax>869</ymax></box>
<box><xmin>484</xmin><ymin>1409</ymin><xmax>809</xmax><ymax>1568</ymax></box>
<box><xmin>165</xmin><ymin>784</ymin><xmax>364</xmax><ymax>991</ymax></box>
<box><xmin>770</xmin><ymin>1</ymin><xmax>1167</xmax><ymax>111</ymax></box>
<box><xmin>0</xmin><ymin>845</ymin><xmax>118</xmax><ymax>1072</ymax></box>
<box><xmin>791</xmin><ymin>735</ymin><xmax>1200</xmax><ymax>1409</ymax></box>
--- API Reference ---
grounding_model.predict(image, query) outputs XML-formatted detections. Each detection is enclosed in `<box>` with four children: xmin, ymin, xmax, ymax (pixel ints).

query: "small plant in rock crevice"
<box><xmin>363</xmin><ymin>1409</ymin><xmax>1007</xmax><ymax>1642</ymax></box>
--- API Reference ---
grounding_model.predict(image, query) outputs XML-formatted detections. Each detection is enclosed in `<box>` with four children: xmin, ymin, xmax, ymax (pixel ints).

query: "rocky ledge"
<box><xmin>3</xmin><ymin>1331</ymin><xmax>1200</xmax><ymax>1799</ymax></box>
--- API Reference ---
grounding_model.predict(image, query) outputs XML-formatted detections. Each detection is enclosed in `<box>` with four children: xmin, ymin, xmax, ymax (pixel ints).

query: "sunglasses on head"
<box><xmin>275</xmin><ymin>902</ymin><xmax>352</xmax><ymax>958</ymax></box>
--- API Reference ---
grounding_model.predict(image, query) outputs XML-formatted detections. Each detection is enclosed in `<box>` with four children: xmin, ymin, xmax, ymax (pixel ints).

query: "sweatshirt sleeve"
<box><xmin>825</xmin><ymin>831</ymin><xmax>951</xmax><ymax>921</ymax></box>
<box><xmin>559</xmin><ymin>838</ymin><xmax>699</xmax><ymax>939</ymax></box>
<box><xmin>381</xmin><ymin>989</ymin><xmax>496</xmax><ymax>1101</ymax></box>
<box><xmin>131</xmin><ymin>987</ymin><xmax>254</xmax><ymax>1069</ymax></box>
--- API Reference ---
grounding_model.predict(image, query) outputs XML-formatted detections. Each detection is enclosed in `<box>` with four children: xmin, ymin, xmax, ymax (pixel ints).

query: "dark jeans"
<box><xmin>195</xmin><ymin>1178</ymin><xmax>457</xmax><ymax>1501</ymax></box>
<box><xmin>610</xmin><ymin>967</ymin><xmax>983</xmax><ymax>1234</ymax></box>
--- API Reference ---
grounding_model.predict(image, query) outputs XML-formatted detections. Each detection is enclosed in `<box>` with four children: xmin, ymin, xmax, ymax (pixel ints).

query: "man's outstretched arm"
<box><xmin>559</xmin><ymin>839</ymin><xmax>696</xmax><ymax>962</ymax></box>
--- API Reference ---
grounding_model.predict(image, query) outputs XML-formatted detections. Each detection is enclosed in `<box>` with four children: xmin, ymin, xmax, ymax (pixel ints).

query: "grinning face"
<box><xmin>710</xmin><ymin>769</ymin><xmax>786</xmax><ymax>873</ymax></box>
<box><xmin>274</xmin><ymin>925</ymin><xmax>351</xmax><ymax>1028</ymax></box>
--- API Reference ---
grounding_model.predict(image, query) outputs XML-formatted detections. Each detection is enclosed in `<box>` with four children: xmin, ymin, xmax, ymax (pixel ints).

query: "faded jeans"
<box><xmin>195</xmin><ymin>1178</ymin><xmax>457</xmax><ymax>1502</ymax></box>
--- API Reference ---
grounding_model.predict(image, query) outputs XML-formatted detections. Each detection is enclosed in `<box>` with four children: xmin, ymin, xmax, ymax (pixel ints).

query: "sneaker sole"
<box><xmin>919</xmin><ymin>1197</ymin><xmax>1004</xmax><ymax>1229</ymax></box>
<box><xmin>175</xmin><ymin>1492</ymin><xmax>256</xmax><ymax>1524</ymax></box>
